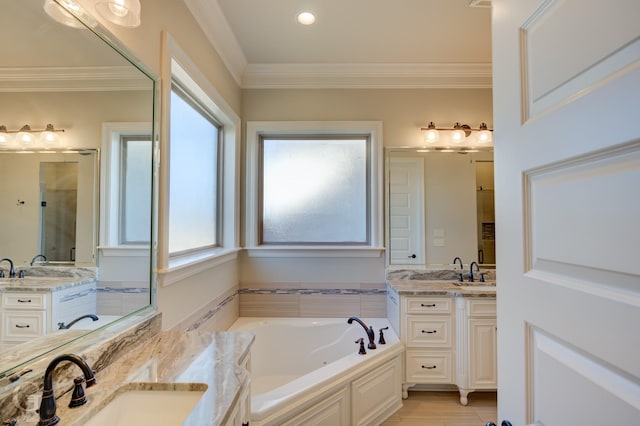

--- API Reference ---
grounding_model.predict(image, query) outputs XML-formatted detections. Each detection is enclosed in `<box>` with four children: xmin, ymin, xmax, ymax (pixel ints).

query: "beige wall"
<box><xmin>239</xmin><ymin>88</ymin><xmax>492</xmax><ymax>316</ymax></box>
<box><xmin>242</xmin><ymin>88</ymin><xmax>493</xmax><ymax>147</ymax></box>
<box><xmin>88</xmin><ymin>0</ymin><xmax>244</xmax><ymax>330</ymax></box>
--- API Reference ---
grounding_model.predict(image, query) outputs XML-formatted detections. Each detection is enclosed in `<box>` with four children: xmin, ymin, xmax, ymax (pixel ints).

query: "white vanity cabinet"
<box><xmin>398</xmin><ymin>294</ymin><xmax>456</xmax><ymax>398</ymax></box>
<box><xmin>387</xmin><ymin>283</ymin><xmax>496</xmax><ymax>403</ymax></box>
<box><xmin>0</xmin><ymin>280</ymin><xmax>96</xmax><ymax>350</ymax></box>
<box><xmin>456</xmin><ymin>298</ymin><xmax>497</xmax><ymax>405</ymax></box>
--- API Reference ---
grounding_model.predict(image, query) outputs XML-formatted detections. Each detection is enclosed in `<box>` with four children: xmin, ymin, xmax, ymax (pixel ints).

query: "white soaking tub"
<box><xmin>228</xmin><ymin>317</ymin><xmax>404</xmax><ymax>426</ymax></box>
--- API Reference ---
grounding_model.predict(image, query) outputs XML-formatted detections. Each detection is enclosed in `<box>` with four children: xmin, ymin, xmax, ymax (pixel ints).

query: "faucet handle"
<box><xmin>69</xmin><ymin>377</ymin><xmax>88</xmax><ymax>408</ymax></box>
<box><xmin>0</xmin><ymin>271</ymin><xmax>4</xmax><ymax>278</ymax></box>
<box><xmin>378</xmin><ymin>326</ymin><xmax>389</xmax><ymax>345</ymax></box>
<box><xmin>355</xmin><ymin>338</ymin><xmax>367</xmax><ymax>355</ymax></box>
<box><xmin>479</xmin><ymin>273</ymin><xmax>485</xmax><ymax>282</ymax></box>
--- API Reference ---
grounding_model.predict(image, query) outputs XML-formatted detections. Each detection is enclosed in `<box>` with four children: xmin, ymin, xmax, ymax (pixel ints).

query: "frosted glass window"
<box><xmin>169</xmin><ymin>85</ymin><xmax>220</xmax><ymax>254</ymax></box>
<box><xmin>120</xmin><ymin>137</ymin><xmax>152</xmax><ymax>244</ymax></box>
<box><xmin>261</xmin><ymin>137</ymin><xmax>369</xmax><ymax>244</ymax></box>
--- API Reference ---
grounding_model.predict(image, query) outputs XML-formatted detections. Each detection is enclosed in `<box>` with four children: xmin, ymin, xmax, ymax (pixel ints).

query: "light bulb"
<box><xmin>451</xmin><ymin>123</ymin><xmax>467</xmax><ymax>144</ymax></box>
<box><xmin>423</xmin><ymin>122</ymin><xmax>439</xmax><ymax>143</ymax></box>
<box><xmin>40</xmin><ymin>124</ymin><xmax>60</xmax><ymax>146</ymax></box>
<box><xmin>477</xmin><ymin>123</ymin><xmax>492</xmax><ymax>144</ymax></box>
<box><xmin>16</xmin><ymin>125</ymin><xmax>36</xmax><ymax>146</ymax></box>
<box><xmin>109</xmin><ymin>0</ymin><xmax>128</xmax><ymax>17</ymax></box>
<box><xmin>0</xmin><ymin>126</ymin><xmax>11</xmax><ymax>146</ymax></box>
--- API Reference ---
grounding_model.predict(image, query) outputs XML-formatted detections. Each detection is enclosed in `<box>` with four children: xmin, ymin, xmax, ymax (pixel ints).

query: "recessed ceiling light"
<box><xmin>296</xmin><ymin>11</ymin><xmax>316</xmax><ymax>25</ymax></box>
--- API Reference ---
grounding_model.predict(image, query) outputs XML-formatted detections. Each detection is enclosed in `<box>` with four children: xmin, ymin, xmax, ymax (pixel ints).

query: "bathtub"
<box><xmin>228</xmin><ymin>317</ymin><xmax>404</xmax><ymax>426</ymax></box>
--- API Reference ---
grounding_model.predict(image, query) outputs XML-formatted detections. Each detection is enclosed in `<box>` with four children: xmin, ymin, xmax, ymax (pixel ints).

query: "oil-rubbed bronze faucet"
<box><xmin>38</xmin><ymin>354</ymin><xmax>96</xmax><ymax>426</ymax></box>
<box><xmin>58</xmin><ymin>314</ymin><xmax>99</xmax><ymax>330</ymax></box>
<box><xmin>0</xmin><ymin>258</ymin><xmax>15</xmax><ymax>278</ymax></box>
<box><xmin>348</xmin><ymin>317</ymin><xmax>376</xmax><ymax>349</ymax></box>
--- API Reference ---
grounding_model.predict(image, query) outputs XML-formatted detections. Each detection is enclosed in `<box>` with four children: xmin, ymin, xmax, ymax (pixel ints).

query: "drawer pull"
<box><xmin>15</xmin><ymin>324</ymin><xmax>31</xmax><ymax>329</ymax></box>
<box><xmin>421</xmin><ymin>365</ymin><xmax>437</xmax><ymax>369</ymax></box>
<box><xmin>420</xmin><ymin>303</ymin><xmax>436</xmax><ymax>307</ymax></box>
<box><xmin>421</xmin><ymin>330</ymin><xmax>437</xmax><ymax>334</ymax></box>
<box><xmin>17</xmin><ymin>299</ymin><xmax>32</xmax><ymax>303</ymax></box>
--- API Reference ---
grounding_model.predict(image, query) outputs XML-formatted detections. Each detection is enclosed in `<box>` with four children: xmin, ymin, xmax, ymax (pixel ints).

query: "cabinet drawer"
<box><xmin>466</xmin><ymin>299</ymin><xmax>496</xmax><ymax>317</ymax></box>
<box><xmin>405</xmin><ymin>350</ymin><xmax>454</xmax><ymax>384</ymax></box>
<box><xmin>3</xmin><ymin>293</ymin><xmax>47</xmax><ymax>310</ymax></box>
<box><xmin>405</xmin><ymin>297</ymin><xmax>452</xmax><ymax>314</ymax></box>
<box><xmin>2</xmin><ymin>311</ymin><xmax>46</xmax><ymax>340</ymax></box>
<box><xmin>405</xmin><ymin>316</ymin><xmax>453</xmax><ymax>347</ymax></box>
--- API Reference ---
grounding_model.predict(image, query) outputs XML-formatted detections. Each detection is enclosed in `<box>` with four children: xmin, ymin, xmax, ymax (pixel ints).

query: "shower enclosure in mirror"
<box><xmin>0</xmin><ymin>0</ymin><xmax>157</xmax><ymax>378</ymax></box>
<box><xmin>386</xmin><ymin>148</ymin><xmax>495</xmax><ymax>267</ymax></box>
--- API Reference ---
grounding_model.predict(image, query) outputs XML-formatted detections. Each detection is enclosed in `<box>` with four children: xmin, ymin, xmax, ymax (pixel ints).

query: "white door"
<box><xmin>388</xmin><ymin>156</ymin><xmax>425</xmax><ymax>265</ymax></box>
<box><xmin>493</xmin><ymin>0</ymin><xmax>640</xmax><ymax>424</ymax></box>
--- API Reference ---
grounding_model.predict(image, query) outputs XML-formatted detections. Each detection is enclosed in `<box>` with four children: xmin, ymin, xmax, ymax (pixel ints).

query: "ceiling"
<box><xmin>183</xmin><ymin>0</ymin><xmax>493</xmax><ymax>89</ymax></box>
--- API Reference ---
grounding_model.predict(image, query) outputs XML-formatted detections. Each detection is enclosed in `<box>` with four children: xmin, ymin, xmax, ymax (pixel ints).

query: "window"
<box><xmin>120</xmin><ymin>136</ymin><xmax>152</xmax><ymax>244</ymax></box>
<box><xmin>168</xmin><ymin>83</ymin><xmax>221</xmax><ymax>255</ymax></box>
<box><xmin>160</xmin><ymin>38</ymin><xmax>241</xmax><ymax>274</ymax></box>
<box><xmin>260</xmin><ymin>136</ymin><xmax>369</xmax><ymax>244</ymax></box>
<box><xmin>246</xmin><ymin>121</ymin><xmax>383</xmax><ymax>256</ymax></box>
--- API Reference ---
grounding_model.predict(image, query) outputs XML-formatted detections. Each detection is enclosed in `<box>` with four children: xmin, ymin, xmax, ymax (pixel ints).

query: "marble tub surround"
<box><xmin>239</xmin><ymin>282</ymin><xmax>387</xmax><ymax>317</ymax></box>
<box><xmin>0</xmin><ymin>310</ymin><xmax>160</xmax><ymax>420</ymax></box>
<box><xmin>26</xmin><ymin>330</ymin><xmax>253</xmax><ymax>425</ymax></box>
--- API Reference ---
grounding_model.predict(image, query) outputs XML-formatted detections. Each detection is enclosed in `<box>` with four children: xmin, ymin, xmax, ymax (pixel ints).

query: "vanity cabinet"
<box><xmin>0</xmin><ymin>281</ymin><xmax>96</xmax><ymax>350</ymax></box>
<box><xmin>387</xmin><ymin>284</ymin><xmax>496</xmax><ymax>403</ymax></box>
<box><xmin>456</xmin><ymin>298</ymin><xmax>497</xmax><ymax>405</ymax></box>
<box><xmin>398</xmin><ymin>294</ymin><xmax>456</xmax><ymax>398</ymax></box>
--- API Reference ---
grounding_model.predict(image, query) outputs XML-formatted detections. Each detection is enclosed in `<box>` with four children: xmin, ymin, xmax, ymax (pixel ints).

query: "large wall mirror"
<box><xmin>387</xmin><ymin>148</ymin><xmax>495</xmax><ymax>268</ymax></box>
<box><xmin>0</xmin><ymin>0</ymin><xmax>157</xmax><ymax>378</ymax></box>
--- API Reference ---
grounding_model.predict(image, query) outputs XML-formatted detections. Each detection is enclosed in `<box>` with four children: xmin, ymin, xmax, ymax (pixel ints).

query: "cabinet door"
<box><xmin>469</xmin><ymin>318</ymin><xmax>497</xmax><ymax>388</ymax></box>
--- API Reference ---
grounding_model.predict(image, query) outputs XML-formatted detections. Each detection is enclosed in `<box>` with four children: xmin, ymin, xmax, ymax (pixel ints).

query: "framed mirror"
<box><xmin>0</xmin><ymin>0</ymin><xmax>158</xmax><ymax>378</ymax></box>
<box><xmin>386</xmin><ymin>148</ymin><xmax>495</xmax><ymax>268</ymax></box>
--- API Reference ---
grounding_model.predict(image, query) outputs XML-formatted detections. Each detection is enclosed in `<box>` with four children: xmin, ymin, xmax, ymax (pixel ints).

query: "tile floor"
<box><xmin>381</xmin><ymin>391</ymin><xmax>497</xmax><ymax>426</ymax></box>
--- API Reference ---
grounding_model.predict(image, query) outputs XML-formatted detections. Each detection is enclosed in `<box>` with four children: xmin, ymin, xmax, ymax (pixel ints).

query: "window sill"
<box><xmin>159</xmin><ymin>247</ymin><xmax>241</xmax><ymax>287</ymax></box>
<box><xmin>244</xmin><ymin>246</ymin><xmax>385</xmax><ymax>258</ymax></box>
<box><xmin>98</xmin><ymin>246</ymin><xmax>151</xmax><ymax>257</ymax></box>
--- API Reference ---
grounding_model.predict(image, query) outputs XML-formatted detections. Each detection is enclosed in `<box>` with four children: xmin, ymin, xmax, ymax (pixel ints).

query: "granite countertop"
<box><xmin>387</xmin><ymin>279</ymin><xmax>496</xmax><ymax>297</ymax></box>
<box><xmin>0</xmin><ymin>277</ymin><xmax>96</xmax><ymax>292</ymax></box>
<box><xmin>386</xmin><ymin>268</ymin><xmax>496</xmax><ymax>297</ymax></box>
<box><xmin>46</xmin><ymin>330</ymin><xmax>255</xmax><ymax>426</ymax></box>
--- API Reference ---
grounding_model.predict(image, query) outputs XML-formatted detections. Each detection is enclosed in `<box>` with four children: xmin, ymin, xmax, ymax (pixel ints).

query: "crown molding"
<box><xmin>0</xmin><ymin>66</ymin><xmax>152</xmax><ymax>92</ymax></box>
<box><xmin>242</xmin><ymin>62</ymin><xmax>492</xmax><ymax>89</ymax></box>
<box><xmin>183</xmin><ymin>0</ymin><xmax>247</xmax><ymax>87</ymax></box>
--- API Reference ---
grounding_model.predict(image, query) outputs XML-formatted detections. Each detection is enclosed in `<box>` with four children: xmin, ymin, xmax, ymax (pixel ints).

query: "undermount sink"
<box><xmin>84</xmin><ymin>383</ymin><xmax>207</xmax><ymax>426</ymax></box>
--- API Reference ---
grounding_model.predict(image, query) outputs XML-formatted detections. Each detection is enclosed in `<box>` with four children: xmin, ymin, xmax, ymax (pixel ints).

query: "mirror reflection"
<box><xmin>387</xmin><ymin>149</ymin><xmax>495</xmax><ymax>267</ymax></box>
<box><xmin>0</xmin><ymin>0</ymin><xmax>156</xmax><ymax>377</ymax></box>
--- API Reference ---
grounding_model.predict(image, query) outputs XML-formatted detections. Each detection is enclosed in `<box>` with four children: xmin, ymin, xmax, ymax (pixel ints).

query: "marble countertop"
<box><xmin>387</xmin><ymin>279</ymin><xmax>496</xmax><ymax>297</ymax></box>
<box><xmin>0</xmin><ymin>277</ymin><xmax>96</xmax><ymax>292</ymax></box>
<box><xmin>45</xmin><ymin>330</ymin><xmax>254</xmax><ymax>426</ymax></box>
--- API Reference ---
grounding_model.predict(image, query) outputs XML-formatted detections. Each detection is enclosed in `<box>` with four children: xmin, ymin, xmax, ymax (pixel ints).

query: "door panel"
<box><xmin>389</xmin><ymin>157</ymin><xmax>424</xmax><ymax>265</ymax></box>
<box><xmin>492</xmin><ymin>0</ymin><xmax>640</xmax><ymax>424</ymax></box>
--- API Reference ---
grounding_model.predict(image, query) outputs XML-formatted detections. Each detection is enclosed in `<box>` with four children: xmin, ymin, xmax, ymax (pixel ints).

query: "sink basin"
<box><xmin>85</xmin><ymin>383</ymin><xmax>207</xmax><ymax>426</ymax></box>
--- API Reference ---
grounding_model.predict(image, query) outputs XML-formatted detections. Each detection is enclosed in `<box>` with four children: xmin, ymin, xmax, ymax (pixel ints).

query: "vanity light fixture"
<box><xmin>420</xmin><ymin>122</ymin><xmax>493</xmax><ymax>145</ymax></box>
<box><xmin>476</xmin><ymin>122</ymin><xmax>493</xmax><ymax>144</ymax></box>
<box><xmin>95</xmin><ymin>0</ymin><xmax>141</xmax><ymax>28</ymax></box>
<box><xmin>43</xmin><ymin>0</ymin><xmax>87</xmax><ymax>29</ymax></box>
<box><xmin>0</xmin><ymin>124</ymin><xmax>65</xmax><ymax>148</ymax></box>
<box><xmin>0</xmin><ymin>126</ymin><xmax>11</xmax><ymax>146</ymax></box>
<box><xmin>422</xmin><ymin>122</ymin><xmax>439</xmax><ymax>143</ymax></box>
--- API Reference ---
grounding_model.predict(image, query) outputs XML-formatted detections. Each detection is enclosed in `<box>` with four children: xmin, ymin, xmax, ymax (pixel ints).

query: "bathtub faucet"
<box><xmin>347</xmin><ymin>317</ymin><xmax>376</xmax><ymax>350</ymax></box>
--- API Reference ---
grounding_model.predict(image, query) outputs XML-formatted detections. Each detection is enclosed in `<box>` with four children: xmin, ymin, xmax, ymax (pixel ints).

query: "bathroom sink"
<box><xmin>84</xmin><ymin>383</ymin><xmax>207</xmax><ymax>426</ymax></box>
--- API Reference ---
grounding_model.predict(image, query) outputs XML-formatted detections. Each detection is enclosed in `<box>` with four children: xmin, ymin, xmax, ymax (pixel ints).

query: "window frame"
<box><xmin>159</xmin><ymin>32</ymin><xmax>241</xmax><ymax>282</ymax></box>
<box><xmin>167</xmin><ymin>80</ymin><xmax>224</xmax><ymax>256</ymax></box>
<box><xmin>245</xmin><ymin>121</ymin><xmax>384</xmax><ymax>258</ymax></box>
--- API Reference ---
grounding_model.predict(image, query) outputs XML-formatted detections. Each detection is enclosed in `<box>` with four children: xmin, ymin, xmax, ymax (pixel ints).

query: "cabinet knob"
<box><xmin>408</xmin><ymin>254</ymin><xmax>416</xmax><ymax>259</ymax></box>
